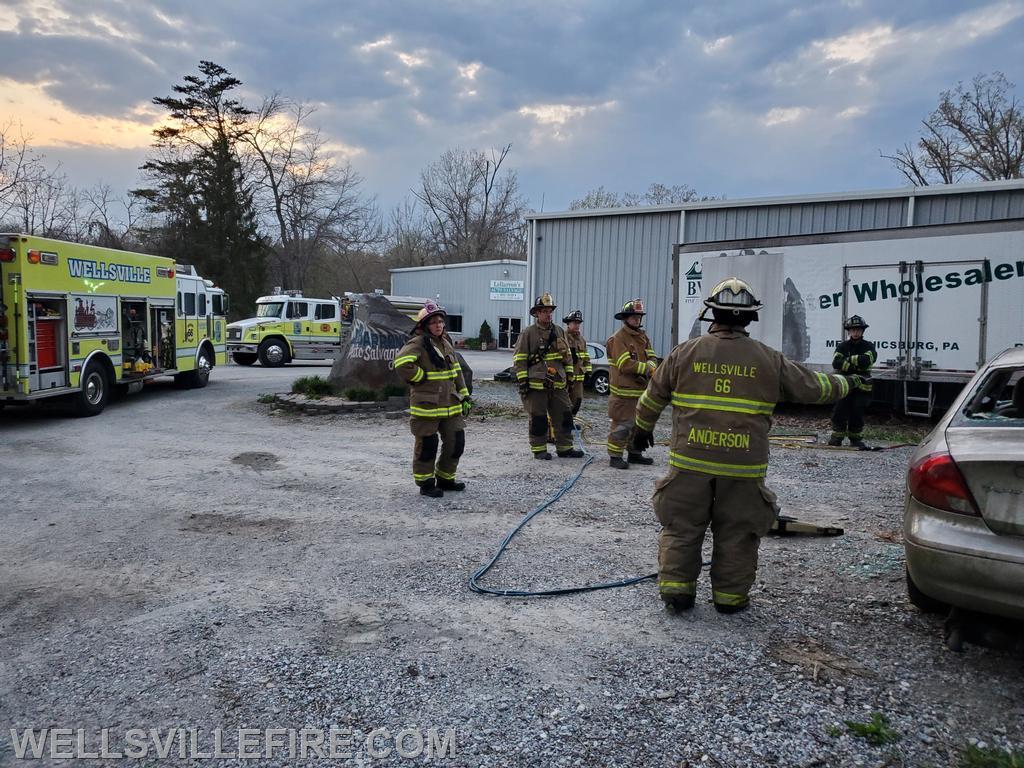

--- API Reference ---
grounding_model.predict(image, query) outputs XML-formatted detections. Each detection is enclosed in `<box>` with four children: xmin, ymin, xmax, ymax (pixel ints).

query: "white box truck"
<box><xmin>674</xmin><ymin>220</ymin><xmax>1024</xmax><ymax>415</ymax></box>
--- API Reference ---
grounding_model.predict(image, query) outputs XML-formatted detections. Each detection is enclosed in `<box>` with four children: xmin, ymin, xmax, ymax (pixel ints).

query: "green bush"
<box><xmin>843</xmin><ymin>713</ymin><xmax>899</xmax><ymax>746</ymax></box>
<box><xmin>382</xmin><ymin>384</ymin><xmax>407</xmax><ymax>398</ymax></box>
<box><xmin>464</xmin><ymin>337</ymin><xmax>482</xmax><ymax>350</ymax></box>
<box><xmin>291</xmin><ymin>375</ymin><xmax>334</xmax><ymax>399</ymax></box>
<box><xmin>344</xmin><ymin>387</ymin><xmax>379</xmax><ymax>402</ymax></box>
<box><xmin>479</xmin><ymin>320</ymin><xmax>494</xmax><ymax>345</ymax></box>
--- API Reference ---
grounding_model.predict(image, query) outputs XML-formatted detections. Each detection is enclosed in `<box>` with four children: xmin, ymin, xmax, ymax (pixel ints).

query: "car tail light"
<box><xmin>0</xmin><ymin>248</ymin><xmax>15</xmax><ymax>262</ymax></box>
<box><xmin>26</xmin><ymin>250</ymin><xmax>41</xmax><ymax>264</ymax></box>
<box><xmin>907</xmin><ymin>452</ymin><xmax>980</xmax><ymax>516</ymax></box>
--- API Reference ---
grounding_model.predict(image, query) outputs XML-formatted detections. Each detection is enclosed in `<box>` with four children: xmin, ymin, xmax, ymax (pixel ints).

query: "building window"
<box><xmin>446</xmin><ymin>314</ymin><xmax>463</xmax><ymax>333</ymax></box>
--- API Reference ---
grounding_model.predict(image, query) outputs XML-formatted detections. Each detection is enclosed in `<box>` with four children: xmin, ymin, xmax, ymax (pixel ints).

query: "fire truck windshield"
<box><xmin>256</xmin><ymin>302</ymin><xmax>285</xmax><ymax>318</ymax></box>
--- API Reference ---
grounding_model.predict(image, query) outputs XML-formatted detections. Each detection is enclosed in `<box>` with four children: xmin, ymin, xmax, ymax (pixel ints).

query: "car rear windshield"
<box><xmin>955</xmin><ymin>365</ymin><xmax>1024</xmax><ymax>426</ymax></box>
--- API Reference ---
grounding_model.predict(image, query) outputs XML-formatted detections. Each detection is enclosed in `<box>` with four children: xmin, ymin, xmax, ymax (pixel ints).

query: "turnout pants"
<box><xmin>568</xmin><ymin>380</ymin><xmax>584</xmax><ymax>416</ymax></box>
<box><xmin>830</xmin><ymin>389</ymin><xmax>870</xmax><ymax>442</ymax></box>
<box><xmin>607</xmin><ymin>394</ymin><xmax>640</xmax><ymax>457</ymax></box>
<box><xmin>523</xmin><ymin>388</ymin><xmax>574</xmax><ymax>454</ymax></box>
<box><xmin>411</xmin><ymin>414</ymin><xmax>466</xmax><ymax>485</ymax></box>
<box><xmin>652</xmin><ymin>469</ymin><xmax>779</xmax><ymax>609</ymax></box>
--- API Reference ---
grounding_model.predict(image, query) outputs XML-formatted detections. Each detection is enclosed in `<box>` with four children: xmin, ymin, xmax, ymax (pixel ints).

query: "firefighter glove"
<box><xmin>845</xmin><ymin>374</ymin><xmax>864</xmax><ymax>389</ymax></box>
<box><xmin>630</xmin><ymin>428</ymin><xmax>655</xmax><ymax>452</ymax></box>
<box><xmin>518</xmin><ymin>381</ymin><xmax>531</xmax><ymax>397</ymax></box>
<box><xmin>461</xmin><ymin>397</ymin><xmax>473</xmax><ymax>416</ymax></box>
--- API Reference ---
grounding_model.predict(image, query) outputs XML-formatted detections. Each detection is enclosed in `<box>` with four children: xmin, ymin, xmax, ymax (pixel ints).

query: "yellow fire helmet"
<box><xmin>530</xmin><ymin>292</ymin><xmax>557</xmax><ymax>316</ymax></box>
<box><xmin>614</xmin><ymin>298</ymin><xmax>645</xmax><ymax>320</ymax></box>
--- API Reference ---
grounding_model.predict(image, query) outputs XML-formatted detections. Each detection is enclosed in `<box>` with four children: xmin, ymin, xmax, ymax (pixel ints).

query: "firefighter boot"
<box><xmin>419</xmin><ymin>478</ymin><xmax>444</xmax><ymax>498</ymax></box>
<box><xmin>827</xmin><ymin>434</ymin><xmax>843</xmax><ymax>447</ymax></box>
<box><xmin>662</xmin><ymin>595</ymin><xmax>695</xmax><ymax>613</ymax></box>
<box><xmin>609</xmin><ymin>456</ymin><xmax>629</xmax><ymax>470</ymax></box>
<box><xmin>557</xmin><ymin>448</ymin><xmax>584</xmax><ymax>458</ymax></box>
<box><xmin>714</xmin><ymin>600</ymin><xmax>750</xmax><ymax>615</ymax></box>
<box><xmin>849</xmin><ymin>436</ymin><xmax>869</xmax><ymax>450</ymax></box>
<box><xmin>628</xmin><ymin>452</ymin><xmax>654</xmax><ymax>465</ymax></box>
<box><xmin>534</xmin><ymin>451</ymin><xmax>553</xmax><ymax>460</ymax></box>
<box><xmin>437</xmin><ymin>478</ymin><xmax>466</xmax><ymax>491</ymax></box>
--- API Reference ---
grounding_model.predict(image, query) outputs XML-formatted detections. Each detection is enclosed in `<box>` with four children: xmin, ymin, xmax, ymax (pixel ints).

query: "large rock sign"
<box><xmin>328</xmin><ymin>294</ymin><xmax>473</xmax><ymax>393</ymax></box>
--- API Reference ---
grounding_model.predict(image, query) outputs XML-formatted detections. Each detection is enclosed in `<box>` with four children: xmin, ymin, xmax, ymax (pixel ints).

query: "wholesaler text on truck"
<box><xmin>817</xmin><ymin>258</ymin><xmax>1024</xmax><ymax>309</ymax></box>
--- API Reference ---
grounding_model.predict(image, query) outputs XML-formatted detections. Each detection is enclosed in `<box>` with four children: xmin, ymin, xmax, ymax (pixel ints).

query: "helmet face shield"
<box><xmin>703</xmin><ymin>277</ymin><xmax>763</xmax><ymax>312</ymax></box>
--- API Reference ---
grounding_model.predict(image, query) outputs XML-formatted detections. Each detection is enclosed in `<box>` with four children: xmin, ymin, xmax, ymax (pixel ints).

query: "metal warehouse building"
<box><xmin>390</xmin><ymin>259</ymin><xmax>527</xmax><ymax>349</ymax></box>
<box><xmin>526</xmin><ymin>179</ymin><xmax>1024</xmax><ymax>359</ymax></box>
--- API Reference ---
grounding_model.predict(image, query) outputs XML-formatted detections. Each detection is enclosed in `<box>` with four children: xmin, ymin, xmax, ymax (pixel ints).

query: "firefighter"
<box><xmin>393</xmin><ymin>300</ymin><xmax>472</xmax><ymax>497</ymax></box>
<box><xmin>562</xmin><ymin>309</ymin><xmax>591</xmax><ymax>416</ymax></box>
<box><xmin>631</xmin><ymin>277</ymin><xmax>857</xmax><ymax>614</ymax></box>
<box><xmin>606</xmin><ymin>298</ymin><xmax>658</xmax><ymax>469</ymax></box>
<box><xmin>513</xmin><ymin>293</ymin><xmax>583</xmax><ymax>459</ymax></box>
<box><xmin>829</xmin><ymin>315</ymin><xmax>876</xmax><ymax>448</ymax></box>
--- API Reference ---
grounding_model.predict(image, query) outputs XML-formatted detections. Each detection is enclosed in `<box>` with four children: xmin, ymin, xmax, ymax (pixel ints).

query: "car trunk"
<box><xmin>945</xmin><ymin>427</ymin><xmax>1024</xmax><ymax>537</ymax></box>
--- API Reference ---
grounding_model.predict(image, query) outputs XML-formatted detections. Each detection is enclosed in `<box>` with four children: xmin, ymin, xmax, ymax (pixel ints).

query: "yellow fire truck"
<box><xmin>226</xmin><ymin>291</ymin><xmax>425</xmax><ymax>367</ymax></box>
<box><xmin>0</xmin><ymin>234</ymin><xmax>227</xmax><ymax>416</ymax></box>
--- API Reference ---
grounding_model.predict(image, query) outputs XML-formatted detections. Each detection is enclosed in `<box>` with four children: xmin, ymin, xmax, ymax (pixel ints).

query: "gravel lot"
<box><xmin>1</xmin><ymin>360</ymin><xmax>1022</xmax><ymax>767</ymax></box>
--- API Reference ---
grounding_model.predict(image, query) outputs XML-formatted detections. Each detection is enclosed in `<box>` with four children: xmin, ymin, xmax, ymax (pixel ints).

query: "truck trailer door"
<box><xmin>842</xmin><ymin>259</ymin><xmax>986</xmax><ymax>380</ymax></box>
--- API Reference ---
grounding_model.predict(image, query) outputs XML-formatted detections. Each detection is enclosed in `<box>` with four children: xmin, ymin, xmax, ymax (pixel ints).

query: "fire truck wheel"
<box><xmin>188</xmin><ymin>349</ymin><xmax>213</xmax><ymax>389</ymax></box>
<box><xmin>232</xmin><ymin>352</ymin><xmax>257</xmax><ymax>366</ymax></box>
<box><xmin>258</xmin><ymin>339</ymin><xmax>290</xmax><ymax>367</ymax></box>
<box><xmin>75</xmin><ymin>364</ymin><xmax>109</xmax><ymax>417</ymax></box>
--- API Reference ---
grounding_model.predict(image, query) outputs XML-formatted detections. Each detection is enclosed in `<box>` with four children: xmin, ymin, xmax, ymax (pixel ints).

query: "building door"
<box><xmin>498</xmin><ymin>317</ymin><xmax>521</xmax><ymax>349</ymax></box>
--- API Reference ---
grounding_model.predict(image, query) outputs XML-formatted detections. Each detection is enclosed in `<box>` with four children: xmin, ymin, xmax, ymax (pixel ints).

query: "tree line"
<box><xmin>2</xmin><ymin>62</ymin><xmax>1019</xmax><ymax>316</ymax></box>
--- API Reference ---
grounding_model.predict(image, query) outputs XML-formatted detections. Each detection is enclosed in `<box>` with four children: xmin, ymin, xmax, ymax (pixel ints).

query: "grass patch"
<box><xmin>844</xmin><ymin>713</ymin><xmax>900</xmax><ymax>746</ymax></box>
<box><xmin>256</xmin><ymin>393</ymin><xmax>276</xmax><ymax>404</ymax></box>
<box><xmin>862</xmin><ymin>424</ymin><xmax>931</xmax><ymax>443</ymax></box>
<box><xmin>959</xmin><ymin>745</ymin><xmax>1024</xmax><ymax>768</ymax></box>
<box><xmin>473</xmin><ymin>402</ymin><xmax>522</xmax><ymax>418</ymax></box>
<box><xmin>292</xmin><ymin>375</ymin><xmax>334</xmax><ymax>400</ymax></box>
<box><xmin>343</xmin><ymin>387</ymin><xmax>380</xmax><ymax>402</ymax></box>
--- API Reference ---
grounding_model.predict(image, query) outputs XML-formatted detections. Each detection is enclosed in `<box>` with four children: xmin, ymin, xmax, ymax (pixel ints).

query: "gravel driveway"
<box><xmin>1</xmin><ymin>372</ymin><xmax>1021</xmax><ymax>767</ymax></box>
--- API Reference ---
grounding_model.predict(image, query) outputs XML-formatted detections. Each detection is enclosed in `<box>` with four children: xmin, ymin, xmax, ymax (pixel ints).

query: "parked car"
<box><xmin>493</xmin><ymin>342</ymin><xmax>611</xmax><ymax>395</ymax></box>
<box><xmin>903</xmin><ymin>346</ymin><xmax>1024</xmax><ymax>621</ymax></box>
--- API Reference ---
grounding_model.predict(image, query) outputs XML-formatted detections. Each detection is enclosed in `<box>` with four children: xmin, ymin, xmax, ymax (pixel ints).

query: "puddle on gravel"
<box><xmin>231</xmin><ymin>452</ymin><xmax>281</xmax><ymax>471</ymax></box>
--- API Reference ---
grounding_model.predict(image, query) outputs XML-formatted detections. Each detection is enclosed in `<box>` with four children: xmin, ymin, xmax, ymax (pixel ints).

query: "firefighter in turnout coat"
<box><xmin>631</xmin><ymin>278</ymin><xmax>856</xmax><ymax>614</ymax></box>
<box><xmin>513</xmin><ymin>293</ymin><xmax>583</xmax><ymax>459</ymax></box>
<box><xmin>394</xmin><ymin>301</ymin><xmax>472</xmax><ymax>497</ymax></box>
<box><xmin>829</xmin><ymin>315</ymin><xmax>877</xmax><ymax>448</ymax></box>
<box><xmin>606</xmin><ymin>299</ymin><xmax>659</xmax><ymax>469</ymax></box>
<box><xmin>562</xmin><ymin>309</ymin><xmax>591</xmax><ymax>416</ymax></box>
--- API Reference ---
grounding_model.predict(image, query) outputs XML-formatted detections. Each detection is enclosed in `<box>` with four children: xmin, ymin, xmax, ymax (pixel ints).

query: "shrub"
<box><xmin>344</xmin><ymin>387</ymin><xmax>379</xmax><ymax>402</ymax></box>
<box><xmin>464</xmin><ymin>337</ymin><xmax>482</xmax><ymax>350</ymax></box>
<box><xmin>382</xmin><ymin>384</ymin><xmax>407</xmax><ymax>398</ymax></box>
<box><xmin>479</xmin><ymin>320</ymin><xmax>494</xmax><ymax>345</ymax></box>
<box><xmin>291</xmin><ymin>375</ymin><xmax>334</xmax><ymax>399</ymax></box>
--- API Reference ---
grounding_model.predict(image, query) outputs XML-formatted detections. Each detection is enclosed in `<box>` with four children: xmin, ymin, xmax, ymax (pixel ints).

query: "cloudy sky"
<box><xmin>2</xmin><ymin>0</ymin><xmax>1023</xmax><ymax>214</ymax></box>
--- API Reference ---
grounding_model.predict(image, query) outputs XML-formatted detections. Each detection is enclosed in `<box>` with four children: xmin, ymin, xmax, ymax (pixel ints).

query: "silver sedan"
<box><xmin>904</xmin><ymin>346</ymin><xmax>1024</xmax><ymax>621</ymax></box>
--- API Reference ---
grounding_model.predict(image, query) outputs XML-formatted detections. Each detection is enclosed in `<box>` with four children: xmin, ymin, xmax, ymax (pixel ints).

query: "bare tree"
<box><xmin>384</xmin><ymin>198</ymin><xmax>436</xmax><ymax>268</ymax></box>
<box><xmin>412</xmin><ymin>144</ymin><xmax>527</xmax><ymax>264</ymax></box>
<box><xmin>884</xmin><ymin>72</ymin><xmax>1024</xmax><ymax>185</ymax></box>
<box><xmin>570</xmin><ymin>182</ymin><xmax>710</xmax><ymax>210</ymax></box>
<box><xmin>1</xmin><ymin>121</ymin><xmax>48</xmax><ymax>228</ymax></box>
<box><xmin>82</xmin><ymin>184</ymin><xmax>143</xmax><ymax>249</ymax></box>
<box><xmin>245</xmin><ymin>98</ymin><xmax>382</xmax><ymax>291</ymax></box>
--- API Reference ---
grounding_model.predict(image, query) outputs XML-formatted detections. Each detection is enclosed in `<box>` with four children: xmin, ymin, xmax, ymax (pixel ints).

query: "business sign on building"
<box><xmin>489</xmin><ymin>280</ymin><xmax>524</xmax><ymax>301</ymax></box>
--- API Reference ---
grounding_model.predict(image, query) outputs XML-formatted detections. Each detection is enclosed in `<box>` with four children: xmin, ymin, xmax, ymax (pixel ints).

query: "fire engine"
<box><xmin>226</xmin><ymin>290</ymin><xmax>426</xmax><ymax>367</ymax></box>
<box><xmin>0</xmin><ymin>234</ymin><xmax>228</xmax><ymax>416</ymax></box>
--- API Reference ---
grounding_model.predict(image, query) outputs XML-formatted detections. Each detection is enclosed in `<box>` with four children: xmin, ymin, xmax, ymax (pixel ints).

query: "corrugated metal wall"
<box><xmin>390</xmin><ymin>261</ymin><xmax>526</xmax><ymax>344</ymax></box>
<box><xmin>534</xmin><ymin>212</ymin><xmax>679</xmax><ymax>355</ymax></box>
<box><xmin>529</xmin><ymin>181</ymin><xmax>1024</xmax><ymax>357</ymax></box>
<box><xmin>913</xmin><ymin>188</ymin><xmax>1024</xmax><ymax>225</ymax></box>
<box><xmin>685</xmin><ymin>198</ymin><xmax>908</xmax><ymax>243</ymax></box>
